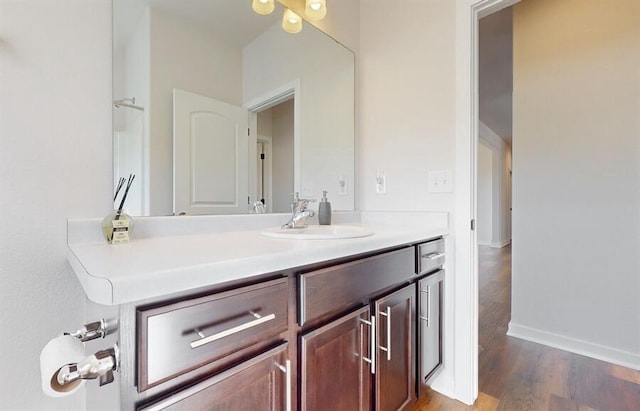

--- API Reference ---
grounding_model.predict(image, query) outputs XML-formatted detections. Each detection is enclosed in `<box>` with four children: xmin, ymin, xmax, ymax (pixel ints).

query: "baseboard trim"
<box><xmin>478</xmin><ymin>239</ymin><xmax>511</xmax><ymax>248</ymax></box>
<box><xmin>507</xmin><ymin>322</ymin><xmax>640</xmax><ymax>369</ymax></box>
<box><xmin>490</xmin><ymin>239</ymin><xmax>511</xmax><ymax>248</ymax></box>
<box><xmin>428</xmin><ymin>371</ymin><xmax>456</xmax><ymax>403</ymax></box>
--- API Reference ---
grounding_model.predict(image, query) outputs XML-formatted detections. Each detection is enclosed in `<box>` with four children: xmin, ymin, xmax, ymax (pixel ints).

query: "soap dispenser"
<box><xmin>318</xmin><ymin>190</ymin><xmax>332</xmax><ymax>225</ymax></box>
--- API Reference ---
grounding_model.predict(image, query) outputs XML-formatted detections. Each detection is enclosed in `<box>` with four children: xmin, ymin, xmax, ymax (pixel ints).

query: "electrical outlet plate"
<box><xmin>338</xmin><ymin>176</ymin><xmax>348</xmax><ymax>195</ymax></box>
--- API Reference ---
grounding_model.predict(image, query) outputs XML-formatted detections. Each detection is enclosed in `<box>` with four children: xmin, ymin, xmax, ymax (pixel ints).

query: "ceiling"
<box><xmin>479</xmin><ymin>7</ymin><xmax>513</xmax><ymax>143</ymax></box>
<box><xmin>114</xmin><ymin>0</ymin><xmax>281</xmax><ymax>50</ymax></box>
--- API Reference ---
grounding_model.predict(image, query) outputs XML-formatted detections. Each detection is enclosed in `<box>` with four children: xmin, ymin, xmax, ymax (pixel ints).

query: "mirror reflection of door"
<box><xmin>173</xmin><ymin>89</ymin><xmax>249</xmax><ymax>215</ymax></box>
<box><xmin>256</xmin><ymin>98</ymin><xmax>294</xmax><ymax>213</ymax></box>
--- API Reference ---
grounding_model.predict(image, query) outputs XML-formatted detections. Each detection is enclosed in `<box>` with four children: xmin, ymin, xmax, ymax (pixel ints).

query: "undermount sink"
<box><xmin>261</xmin><ymin>225</ymin><xmax>374</xmax><ymax>240</ymax></box>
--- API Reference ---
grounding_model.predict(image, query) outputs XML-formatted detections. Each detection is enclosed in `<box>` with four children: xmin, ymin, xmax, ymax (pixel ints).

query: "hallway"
<box><xmin>412</xmin><ymin>245</ymin><xmax>640</xmax><ymax>410</ymax></box>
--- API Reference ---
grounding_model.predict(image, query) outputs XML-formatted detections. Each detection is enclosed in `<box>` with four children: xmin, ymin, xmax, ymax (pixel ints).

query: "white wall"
<box><xmin>510</xmin><ymin>0</ymin><xmax>640</xmax><ymax>367</ymax></box>
<box><xmin>244</xmin><ymin>22</ymin><xmax>355</xmax><ymax>211</ymax></box>
<box><xmin>0</xmin><ymin>1</ymin><xmax>112</xmax><ymax>410</ymax></box>
<box><xmin>358</xmin><ymin>1</ymin><xmax>456</xmax><ymax>213</ymax></box>
<box><xmin>477</xmin><ymin>142</ymin><xmax>493</xmax><ymax>245</ymax></box>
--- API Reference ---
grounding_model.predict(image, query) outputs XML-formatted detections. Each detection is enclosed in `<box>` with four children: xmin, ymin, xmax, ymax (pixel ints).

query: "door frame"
<box><xmin>245</xmin><ymin>80</ymin><xmax>301</xmax><ymax>203</ymax></box>
<box><xmin>454</xmin><ymin>0</ymin><xmax>519</xmax><ymax>404</ymax></box>
<box><xmin>256</xmin><ymin>136</ymin><xmax>273</xmax><ymax>212</ymax></box>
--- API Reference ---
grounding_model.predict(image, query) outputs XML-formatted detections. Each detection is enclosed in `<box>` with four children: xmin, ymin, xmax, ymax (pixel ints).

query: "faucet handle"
<box><xmin>298</xmin><ymin>198</ymin><xmax>316</xmax><ymax>209</ymax></box>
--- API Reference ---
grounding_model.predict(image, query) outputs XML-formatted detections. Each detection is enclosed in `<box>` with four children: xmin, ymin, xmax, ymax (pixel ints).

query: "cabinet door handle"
<box><xmin>422</xmin><ymin>252</ymin><xmax>445</xmax><ymax>260</ymax></box>
<box><xmin>420</xmin><ymin>288</ymin><xmax>430</xmax><ymax>327</ymax></box>
<box><xmin>378</xmin><ymin>307</ymin><xmax>391</xmax><ymax>361</ymax></box>
<box><xmin>190</xmin><ymin>311</ymin><xmax>276</xmax><ymax>349</ymax></box>
<box><xmin>360</xmin><ymin>316</ymin><xmax>376</xmax><ymax>374</ymax></box>
<box><xmin>276</xmin><ymin>360</ymin><xmax>291</xmax><ymax>411</ymax></box>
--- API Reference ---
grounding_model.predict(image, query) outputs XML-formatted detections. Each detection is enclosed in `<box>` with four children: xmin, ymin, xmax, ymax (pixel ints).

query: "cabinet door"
<box><xmin>418</xmin><ymin>270</ymin><xmax>444</xmax><ymax>388</ymax></box>
<box><xmin>375</xmin><ymin>284</ymin><xmax>415</xmax><ymax>411</ymax></box>
<box><xmin>301</xmin><ymin>306</ymin><xmax>372</xmax><ymax>411</ymax></box>
<box><xmin>137</xmin><ymin>344</ymin><xmax>290</xmax><ymax>411</ymax></box>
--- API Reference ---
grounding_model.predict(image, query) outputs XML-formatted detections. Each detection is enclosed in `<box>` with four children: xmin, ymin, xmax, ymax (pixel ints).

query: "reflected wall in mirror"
<box><xmin>113</xmin><ymin>0</ymin><xmax>355</xmax><ymax>216</ymax></box>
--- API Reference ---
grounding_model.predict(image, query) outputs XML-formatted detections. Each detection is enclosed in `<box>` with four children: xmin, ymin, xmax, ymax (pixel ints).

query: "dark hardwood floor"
<box><xmin>412</xmin><ymin>244</ymin><xmax>640</xmax><ymax>411</ymax></box>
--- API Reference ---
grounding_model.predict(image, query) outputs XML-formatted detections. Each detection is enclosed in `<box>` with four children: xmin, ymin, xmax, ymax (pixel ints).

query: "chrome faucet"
<box><xmin>282</xmin><ymin>193</ymin><xmax>316</xmax><ymax>229</ymax></box>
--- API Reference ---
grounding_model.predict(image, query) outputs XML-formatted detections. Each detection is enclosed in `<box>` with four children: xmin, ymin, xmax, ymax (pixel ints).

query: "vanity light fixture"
<box><xmin>282</xmin><ymin>8</ymin><xmax>303</xmax><ymax>34</ymax></box>
<box><xmin>305</xmin><ymin>0</ymin><xmax>327</xmax><ymax>21</ymax></box>
<box><xmin>252</xmin><ymin>0</ymin><xmax>275</xmax><ymax>15</ymax></box>
<box><xmin>253</xmin><ymin>0</ymin><xmax>328</xmax><ymax>34</ymax></box>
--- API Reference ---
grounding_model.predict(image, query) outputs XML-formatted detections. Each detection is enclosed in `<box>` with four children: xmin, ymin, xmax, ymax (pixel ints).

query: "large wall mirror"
<box><xmin>113</xmin><ymin>0</ymin><xmax>355</xmax><ymax>216</ymax></box>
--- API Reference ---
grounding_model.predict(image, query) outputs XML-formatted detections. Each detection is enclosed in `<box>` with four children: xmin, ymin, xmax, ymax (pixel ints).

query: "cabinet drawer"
<box><xmin>416</xmin><ymin>239</ymin><xmax>445</xmax><ymax>275</ymax></box>
<box><xmin>299</xmin><ymin>247</ymin><xmax>415</xmax><ymax>325</ymax></box>
<box><xmin>137</xmin><ymin>343</ymin><xmax>289</xmax><ymax>411</ymax></box>
<box><xmin>137</xmin><ymin>278</ymin><xmax>288</xmax><ymax>391</ymax></box>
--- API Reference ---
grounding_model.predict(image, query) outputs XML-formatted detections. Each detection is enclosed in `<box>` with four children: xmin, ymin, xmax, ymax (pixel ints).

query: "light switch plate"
<box><xmin>375</xmin><ymin>175</ymin><xmax>386</xmax><ymax>194</ymax></box>
<box><xmin>428</xmin><ymin>170</ymin><xmax>453</xmax><ymax>193</ymax></box>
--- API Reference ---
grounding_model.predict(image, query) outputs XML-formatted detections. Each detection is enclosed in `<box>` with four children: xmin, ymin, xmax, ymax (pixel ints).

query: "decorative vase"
<box><xmin>101</xmin><ymin>211</ymin><xmax>134</xmax><ymax>244</ymax></box>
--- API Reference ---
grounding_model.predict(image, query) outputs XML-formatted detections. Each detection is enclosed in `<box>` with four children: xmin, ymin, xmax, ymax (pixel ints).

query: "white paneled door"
<box><xmin>173</xmin><ymin>89</ymin><xmax>249</xmax><ymax>215</ymax></box>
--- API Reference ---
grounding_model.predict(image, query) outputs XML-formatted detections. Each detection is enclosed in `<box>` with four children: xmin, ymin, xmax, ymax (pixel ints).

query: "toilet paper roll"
<box><xmin>40</xmin><ymin>335</ymin><xmax>86</xmax><ymax>397</ymax></box>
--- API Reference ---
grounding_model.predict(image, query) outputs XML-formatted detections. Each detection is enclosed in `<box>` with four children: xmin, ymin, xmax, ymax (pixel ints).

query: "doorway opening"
<box><xmin>477</xmin><ymin>3</ymin><xmax>514</xmax><ymax>403</ymax></box>
<box><xmin>246</xmin><ymin>80</ymin><xmax>300</xmax><ymax>214</ymax></box>
<box><xmin>255</xmin><ymin>97</ymin><xmax>295</xmax><ymax>213</ymax></box>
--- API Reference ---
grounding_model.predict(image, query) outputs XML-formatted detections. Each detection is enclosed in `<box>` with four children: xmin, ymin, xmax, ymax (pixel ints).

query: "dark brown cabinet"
<box><xmin>300</xmin><ymin>269</ymin><xmax>417</xmax><ymax>411</ymax></box>
<box><xmin>375</xmin><ymin>285</ymin><xmax>415</xmax><ymax>411</ymax></box>
<box><xmin>138</xmin><ymin>344</ymin><xmax>290</xmax><ymax>411</ymax></box>
<box><xmin>300</xmin><ymin>306</ymin><xmax>372</xmax><ymax>411</ymax></box>
<box><xmin>128</xmin><ymin>240</ymin><xmax>443</xmax><ymax>411</ymax></box>
<box><xmin>418</xmin><ymin>270</ymin><xmax>444</xmax><ymax>390</ymax></box>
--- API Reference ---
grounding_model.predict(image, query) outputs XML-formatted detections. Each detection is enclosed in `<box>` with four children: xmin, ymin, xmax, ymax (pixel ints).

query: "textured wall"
<box><xmin>0</xmin><ymin>0</ymin><xmax>112</xmax><ymax>409</ymax></box>
<box><xmin>358</xmin><ymin>1</ymin><xmax>456</xmax><ymax>213</ymax></box>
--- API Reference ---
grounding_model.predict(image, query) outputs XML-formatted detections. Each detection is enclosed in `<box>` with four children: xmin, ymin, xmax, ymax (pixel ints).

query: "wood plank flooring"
<box><xmin>411</xmin><ymin>244</ymin><xmax>640</xmax><ymax>411</ymax></box>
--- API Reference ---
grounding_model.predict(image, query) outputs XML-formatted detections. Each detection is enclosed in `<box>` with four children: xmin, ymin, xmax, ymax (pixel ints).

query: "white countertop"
<box><xmin>67</xmin><ymin>212</ymin><xmax>448</xmax><ymax>306</ymax></box>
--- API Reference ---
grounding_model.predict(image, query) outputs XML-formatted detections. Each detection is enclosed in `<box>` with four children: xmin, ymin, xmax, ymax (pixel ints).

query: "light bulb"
<box><xmin>282</xmin><ymin>9</ymin><xmax>302</xmax><ymax>34</ymax></box>
<box><xmin>305</xmin><ymin>0</ymin><xmax>326</xmax><ymax>21</ymax></box>
<box><xmin>252</xmin><ymin>0</ymin><xmax>275</xmax><ymax>15</ymax></box>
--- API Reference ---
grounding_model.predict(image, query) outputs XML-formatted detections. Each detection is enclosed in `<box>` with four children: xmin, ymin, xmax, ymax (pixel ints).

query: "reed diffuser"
<box><xmin>102</xmin><ymin>174</ymin><xmax>135</xmax><ymax>244</ymax></box>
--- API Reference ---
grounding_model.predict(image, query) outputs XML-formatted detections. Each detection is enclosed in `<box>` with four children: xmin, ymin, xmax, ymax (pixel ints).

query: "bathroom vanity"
<box><xmin>67</xmin><ymin>212</ymin><xmax>447</xmax><ymax>410</ymax></box>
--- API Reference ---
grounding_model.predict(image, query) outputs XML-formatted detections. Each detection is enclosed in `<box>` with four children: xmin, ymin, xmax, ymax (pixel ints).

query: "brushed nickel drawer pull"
<box><xmin>359</xmin><ymin>316</ymin><xmax>376</xmax><ymax>374</ymax></box>
<box><xmin>420</xmin><ymin>287</ymin><xmax>431</xmax><ymax>327</ymax></box>
<box><xmin>190</xmin><ymin>311</ymin><xmax>276</xmax><ymax>349</ymax></box>
<box><xmin>276</xmin><ymin>360</ymin><xmax>292</xmax><ymax>411</ymax></box>
<box><xmin>422</xmin><ymin>252</ymin><xmax>445</xmax><ymax>260</ymax></box>
<box><xmin>378</xmin><ymin>307</ymin><xmax>391</xmax><ymax>361</ymax></box>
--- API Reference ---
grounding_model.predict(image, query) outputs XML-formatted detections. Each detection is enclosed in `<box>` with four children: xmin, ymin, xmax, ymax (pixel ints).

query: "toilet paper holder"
<box><xmin>57</xmin><ymin>318</ymin><xmax>119</xmax><ymax>388</ymax></box>
<box><xmin>65</xmin><ymin>318</ymin><xmax>111</xmax><ymax>342</ymax></box>
<box><xmin>57</xmin><ymin>344</ymin><xmax>120</xmax><ymax>388</ymax></box>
